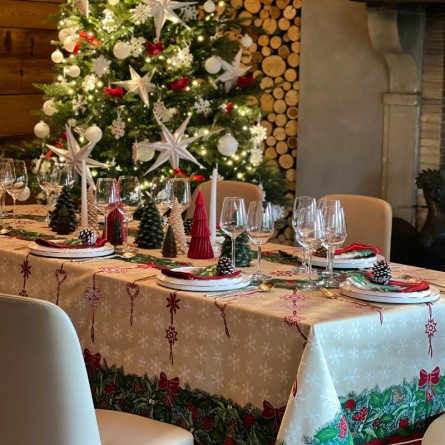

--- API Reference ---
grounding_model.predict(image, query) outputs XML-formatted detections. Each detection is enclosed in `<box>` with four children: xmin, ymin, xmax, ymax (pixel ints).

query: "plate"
<box><xmin>340</xmin><ymin>282</ymin><xmax>441</xmax><ymax>304</ymax></box>
<box><xmin>296</xmin><ymin>253</ymin><xmax>384</xmax><ymax>269</ymax></box>
<box><xmin>161</xmin><ymin>267</ymin><xmax>244</xmax><ymax>287</ymax></box>
<box><xmin>157</xmin><ymin>273</ymin><xmax>251</xmax><ymax>292</ymax></box>
<box><xmin>28</xmin><ymin>241</ymin><xmax>114</xmax><ymax>258</ymax></box>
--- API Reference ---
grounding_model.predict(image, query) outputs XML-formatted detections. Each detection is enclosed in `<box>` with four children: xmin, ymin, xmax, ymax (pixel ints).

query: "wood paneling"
<box><xmin>0</xmin><ymin>28</ymin><xmax>55</xmax><ymax>57</ymax></box>
<box><xmin>0</xmin><ymin>95</ymin><xmax>43</xmax><ymax>136</ymax></box>
<box><xmin>0</xmin><ymin>1</ymin><xmax>60</xmax><ymax>30</ymax></box>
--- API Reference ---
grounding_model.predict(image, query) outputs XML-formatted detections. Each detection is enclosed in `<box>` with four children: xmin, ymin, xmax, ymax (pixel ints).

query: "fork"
<box><xmin>70</xmin><ymin>254</ymin><xmax>125</xmax><ymax>263</ymax></box>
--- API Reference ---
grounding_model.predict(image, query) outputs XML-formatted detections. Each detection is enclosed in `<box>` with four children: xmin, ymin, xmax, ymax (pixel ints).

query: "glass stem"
<box><xmin>302</xmin><ymin>247</ymin><xmax>307</xmax><ymax>267</ymax></box>
<box><xmin>306</xmin><ymin>246</ymin><xmax>313</xmax><ymax>284</ymax></box>
<box><xmin>327</xmin><ymin>245</ymin><xmax>334</xmax><ymax>280</ymax></box>
<box><xmin>124</xmin><ymin>217</ymin><xmax>129</xmax><ymax>251</ymax></box>
<box><xmin>231</xmin><ymin>237</ymin><xmax>236</xmax><ymax>267</ymax></box>
<box><xmin>12</xmin><ymin>197</ymin><xmax>16</xmax><ymax>229</ymax></box>
<box><xmin>45</xmin><ymin>191</ymin><xmax>50</xmax><ymax>223</ymax></box>
<box><xmin>1</xmin><ymin>192</ymin><xmax>6</xmax><ymax>216</ymax></box>
<box><xmin>257</xmin><ymin>244</ymin><xmax>262</xmax><ymax>275</ymax></box>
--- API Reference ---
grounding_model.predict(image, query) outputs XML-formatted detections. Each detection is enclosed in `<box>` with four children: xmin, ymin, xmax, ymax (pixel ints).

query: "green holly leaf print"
<box><xmin>370</xmin><ymin>393</ymin><xmax>382</xmax><ymax>408</ymax></box>
<box><xmin>314</xmin><ymin>427</ymin><xmax>339</xmax><ymax>442</ymax></box>
<box><xmin>415</xmin><ymin>401</ymin><xmax>425</xmax><ymax>416</ymax></box>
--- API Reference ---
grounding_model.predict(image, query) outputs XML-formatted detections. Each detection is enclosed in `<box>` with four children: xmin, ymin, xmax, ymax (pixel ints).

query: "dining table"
<box><xmin>1</xmin><ymin>204</ymin><xmax>445</xmax><ymax>445</ymax></box>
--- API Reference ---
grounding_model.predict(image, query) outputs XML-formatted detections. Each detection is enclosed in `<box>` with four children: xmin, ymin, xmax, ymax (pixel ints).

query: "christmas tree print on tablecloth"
<box><xmin>135</xmin><ymin>198</ymin><xmax>164</xmax><ymax>249</ymax></box>
<box><xmin>50</xmin><ymin>185</ymin><xmax>78</xmax><ymax>234</ymax></box>
<box><xmin>168</xmin><ymin>199</ymin><xmax>187</xmax><ymax>255</ymax></box>
<box><xmin>188</xmin><ymin>190</ymin><xmax>214</xmax><ymax>259</ymax></box>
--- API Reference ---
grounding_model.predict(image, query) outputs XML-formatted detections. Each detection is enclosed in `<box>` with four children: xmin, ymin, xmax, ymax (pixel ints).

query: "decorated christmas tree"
<box><xmin>188</xmin><ymin>190</ymin><xmax>213</xmax><ymax>259</ymax></box>
<box><xmin>50</xmin><ymin>185</ymin><xmax>78</xmax><ymax>233</ymax></box>
<box><xmin>135</xmin><ymin>198</ymin><xmax>164</xmax><ymax>249</ymax></box>
<box><xmin>32</xmin><ymin>0</ymin><xmax>274</xmax><ymax>188</ymax></box>
<box><xmin>168</xmin><ymin>199</ymin><xmax>187</xmax><ymax>254</ymax></box>
<box><xmin>220</xmin><ymin>231</ymin><xmax>252</xmax><ymax>267</ymax></box>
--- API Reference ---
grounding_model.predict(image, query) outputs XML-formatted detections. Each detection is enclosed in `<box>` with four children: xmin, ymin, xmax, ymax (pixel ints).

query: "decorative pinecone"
<box><xmin>217</xmin><ymin>256</ymin><xmax>235</xmax><ymax>276</ymax></box>
<box><xmin>183</xmin><ymin>218</ymin><xmax>193</xmax><ymax>235</ymax></box>
<box><xmin>78</xmin><ymin>229</ymin><xmax>98</xmax><ymax>245</ymax></box>
<box><xmin>314</xmin><ymin>245</ymin><xmax>328</xmax><ymax>257</ymax></box>
<box><xmin>370</xmin><ymin>259</ymin><xmax>391</xmax><ymax>284</ymax></box>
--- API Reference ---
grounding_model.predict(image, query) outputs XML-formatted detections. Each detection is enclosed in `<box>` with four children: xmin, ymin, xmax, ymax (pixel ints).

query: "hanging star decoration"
<box><xmin>113</xmin><ymin>66</ymin><xmax>156</xmax><ymax>107</ymax></box>
<box><xmin>144</xmin><ymin>114</ymin><xmax>203</xmax><ymax>174</ymax></box>
<box><xmin>47</xmin><ymin>124</ymin><xmax>108</xmax><ymax>188</ymax></box>
<box><xmin>215</xmin><ymin>49</ymin><xmax>251</xmax><ymax>93</ymax></box>
<box><xmin>74</xmin><ymin>0</ymin><xmax>89</xmax><ymax>17</ymax></box>
<box><xmin>148</xmin><ymin>0</ymin><xmax>196</xmax><ymax>40</ymax></box>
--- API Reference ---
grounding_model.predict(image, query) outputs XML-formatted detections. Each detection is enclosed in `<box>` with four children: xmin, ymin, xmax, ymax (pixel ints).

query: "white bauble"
<box><xmin>63</xmin><ymin>35</ymin><xmax>77</xmax><ymax>53</ymax></box>
<box><xmin>58</xmin><ymin>28</ymin><xmax>75</xmax><ymax>43</ymax></box>
<box><xmin>241</xmin><ymin>34</ymin><xmax>253</xmax><ymax>48</ymax></box>
<box><xmin>67</xmin><ymin>64</ymin><xmax>80</xmax><ymax>77</ymax></box>
<box><xmin>205</xmin><ymin>56</ymin><xmax>221</xmax><ymax>74</ymax></box>
<box><xmin>17</xmin><ymin>186</ymin><xmax>31</xmax><ymax>202</ymax></box>
<box><xmin>51</xmin><ymin>49</ymin><xmax>64</xmax><ymax>63</ymax></box>
<box><xmin>217</xmin><ymin>133</ymin><xmax>238</xmax><ymax>156</ymax></box>
<box><xmin>43</xmin><ymin>100</ymin><xmax>58</xmax><ymax>116</ymax></box>
<box><xmin>113</xmin><ymin>41</ymin><xmax>130</xmax><ymax>59</ymax></box>
<box><xmin>133</xmin><ymin>141</ymin><xmax>155</xmax><ymax>162</ymax></box>
<box><xmin>108</xmin><ymin>0</ymin><xmax>120</xmax><ymax>5</ymax></box>
<box><xmin>34</xmin><ymin>121</ymin><xmax>50</xmax><ymax>139</ymax></box>
<box><xmin>203</xmin><ymin>0</ymin><xmax>216</xmax><ymax>12</ymax></box>
<box><xmin>85</xmin><ymin>124</ymin><xmax>103</xmax><ymax>143</ymax></box>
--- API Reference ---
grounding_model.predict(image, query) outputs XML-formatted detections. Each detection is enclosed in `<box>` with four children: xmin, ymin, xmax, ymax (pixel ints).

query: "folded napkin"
<box><xmin>334</xmin><ymin>243</ymin><xmax>380</xmax><ymax>259</ymax></box>
<box><xmin>349</xmin><ymin>274</ymin><xmax>430</xmax><ymax>293</ymax></box>
<box><xmin>161</xmin><ymin>268</ymin><xmax>241</xmax><ymax>281</ymax></box>
<box><xmin>34</xmin><ymin>238</ymin><xmax>107</xmax><ymax>249</ymax></box>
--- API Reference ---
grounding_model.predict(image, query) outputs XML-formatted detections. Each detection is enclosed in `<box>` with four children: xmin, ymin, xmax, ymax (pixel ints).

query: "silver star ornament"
<box><xmin>215</xmin><ymin>49</ymin><xmax>251</xmax><ymax>93</ymax></box>
<box><xmin>113</xmin><ymin>66</ymin><xmax>156</xmax><ymax>107</ymax></box>
<box><xmin>74</xmin><ymin>0</ymin><xmax>89</xmax><ymax>17</ymax></box>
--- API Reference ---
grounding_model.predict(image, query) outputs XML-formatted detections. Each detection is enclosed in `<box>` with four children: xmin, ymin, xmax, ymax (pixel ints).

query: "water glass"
<box><xmin>95</xmin><ymin>178</ymin><xmax>116</xmax><ymax>238</ymax></box>
<box><xmin>167</xmin><ymin>178</ymin><xmax>191</xmax><ymax>214</ymax></box>
<box><xmin>36</xmin><ymin>156</ymin><xmax>61</xmax><ymax>224</ymax></box>
<box><xmin>4</xmin><ymin>160</ymin><xmax>28</xmax><ymax>229</ymax></box>
<box><xmin>118</xmin><ymin>176</ymin><xmax>141</xmax><ymax>253</ymax></box>
<box><xmin>149</xmin><ymin>178</ymin><xmax>170</xmax><ymax>217</ymax></box>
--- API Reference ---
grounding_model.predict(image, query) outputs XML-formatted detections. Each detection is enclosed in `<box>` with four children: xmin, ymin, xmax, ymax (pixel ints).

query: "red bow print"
<box><xmin>419</xmin><ymin>367</ymin><xmax>440</xmax><ymax>401</ymax></box>
<box><xmin>159</xmin><ymin>372</ymin><xmax>180</xmax><ymax>407</ymax></box>
<box><xmin>84</xmin><ymin>348</ymin><xmax>101</xmax><ymax>369</ymax></box>
<box><xmin>262</xmin><ymin>400</ymin><xmax>286</xmax><ymax>431</ymax></box>
<box><xmin>170</xmin><ymin>77</ymin><xmax>188</xmax><ymax>92</ymax></box>
<box><xmin>237</xmin><ymin>75</ymin><xmax>253</xmax><ymax>89</ymax></box>
<box><xmin>147</xmin><ymin>41</ymin><xmax>163</xmax><ymax>55</ymax></box>
<box><xmin>73</xmin><ymin>31</ymin><xmax>101</xmax><ymax>54</ymax></box>
<box><xmin>103</xmin><ymin>87</ymin><xmax>123</xmax><ymax>99</ymax></box>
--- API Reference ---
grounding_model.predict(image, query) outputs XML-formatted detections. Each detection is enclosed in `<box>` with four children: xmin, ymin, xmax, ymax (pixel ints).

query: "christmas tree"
<box><xmin>220</xmin><ymin>231</ymin><xmax>252</xmax><ymax>267</ymax></box>
<box><xmin>33</xmin><ymin>0</ymin><xmax>271</xmax><ymax>187</ymax></box>
<box><xmin>188</xmin><ymin>190</ymin><xmax>214</xmax><ymax>259</ymax></box>
<box><xmin>50</xmin><ymin>185</ymin><xmax>78</xmax><ymax>233</ymax></box>
<box><xmin>135</xmin><ymin>198</ymin><xmax>164</xmax><ymax>249</ymax></box>
<box><xmin>162</xmin><ymin>225</ymin><xmax>177</xmax><ymax>258</ymax></box>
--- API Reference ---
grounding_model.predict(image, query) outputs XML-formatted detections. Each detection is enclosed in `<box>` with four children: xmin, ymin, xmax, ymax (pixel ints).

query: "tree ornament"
<box><xmin>34</xmin><ymin>120</ymin><xmax>50</xmax><ymax>139</ymax></box>
<box><xmin>85</xmin><ymin>124</ymin><xmax>103</xmax><ymax>143</ymax></box>
<box><xmin>217</xmin><ymin>133</ymin><xmax>238</xmax><ymax>156</ymax></box>
<box><xmin>50</xmin><ymin>185</ymin><xmax>78</xmax><ymax>234</ymax></box>
<box><xmin>215</xmin><ymin>49</ymin><xmax>251</xmax><ymax>93</ymax></box>
<box><xmin>87</xmin><ymin>186</ymin><xmax>100</xmax><ymax>232</ymax></box>
<box><xmin>74</xmin><ymin>0</ymin><xmax>89</xmax><ymax>17</ymax></box>
<box><xmin>43</xmin><ymin>99</ymin><xmax>58</xmax><ymax>116</ymax></box>
<box><xmin>241</xmin><ymin>34</ymin><xmax>253</xmax><ymax>48</ymax></box>
<box><xmin>79</xmin><ymin>228</ymin><xmax>98</xmax><ymax>245</ymax></box>
<box><xmin>58</xmin><ymin>28</ymin><xmax>76</xmax><ymax>43</ymax></box>
<box><xmin>51</xmin><ymin>49</ymin><xmax>64</xmax><ymax>63</ymax></box>
<box><xmin>63</xmin><ymin>35</ymin><xmax>77</xmax><ymax>52</ymax></box>
<box><xmin>162</xmin><ymin>225</ymin><xmax>177</xmax><ymax>258</ymax></box>
<box><xmin>216</xmin><ymin>256</ymin><xmax>234</xmax><ymax>275</ymax></box>
<box><xmin>67</xmin><ymin>64</ymin><xmax>81</xmax><ymax>77</ymax></box>
<box><xmin>113</xmin><ymin>41</ymin><xmax>131</xmax><ymax>59</ymax></box>
<box><xmin>135</xmin><ymin>198</ymin><xmax>164</xmax><ymax>249</ymax></box>
<box><xmin>221</xmin><ymin>232</ymin><xmax>252</xmax><ymax>267</ymax></box>
<box><xmin>113</xmin><ymin>65</ymin><xmax>156</xmax><ymax>107</ymax></box>
<box><xmin>132</xmin><ymin>140</ymin><xmax>155</xmax><ymax>162</ymax></box>
<box><xmin>167</xmin><ymin>199</ymin><xmax>187</xmax><ymax>254</ymax></box>
<box><xmin>188</xmin><ymin>190</ymin><xmax>214</xmax><ymax>259</ymax></box>
<box><xmin>203</xmin><ymin>0</ymin><xmax>216</xmax><ymax>13</ymax></box>
<box><xmin>111</xmin><ymin>108</ymin><xmax>126</xmax><ymax>139</ymax></box>
<box><xmin>108</xmin><ymin>0</ymin><xmax>119</xmax><ymax>4</ymax></box>
<box><xmin>370</xmin><ymin>259</ymin><xmax>392</xmax><ymax>285</ymax></box>
<box><xmin>204</xmin><ymin>56</ymin><xmax>221</xmax><ymax>74</ymax></box>
<box><xmin>17</xmin><ymin>186</ymin><xmax>31</xmax><ymax>202</ymax></box>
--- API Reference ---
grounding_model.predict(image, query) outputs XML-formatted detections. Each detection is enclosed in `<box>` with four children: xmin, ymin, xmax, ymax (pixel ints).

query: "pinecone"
<box><xmin>78</xmin><ymin>229</ymin><xmax>98</xmax><ymax>245</ymax></box>
<box><xmin>183</xmin><ymin>218</ymin><xmax>193</xmax><ymax>235</ymax></box>
<box><xmin>217</xmin><ymin>256</ymin><xmax>235</xmax><ymax>275</ymax></box>
<box><xmin>370</xmin><ymin>259</ymin><xmax>391</xmax><ymax>284</ymax></box>
<box><xmin>314</xmin><ymin>245</ymin><xmax>327</xmax><ymax>257</ymax></box>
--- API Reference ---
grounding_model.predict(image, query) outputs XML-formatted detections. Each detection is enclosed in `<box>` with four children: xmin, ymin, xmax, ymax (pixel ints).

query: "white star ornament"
<box><xmin>113</xmin><ymin>66</ymin><xmax>156</xmax><ymax>107</ymax></box>
<box><xmin>74</xmin><ymin>0</ymin><xmax>89</xmax><ymax>17</ymax></box>
<box><xmin>215</xmin><ymin>49</ymin><xmax>251</xmax><ymax>93</ymax></box>
<box><xmin>144</xmin><ymin>115</ymin><xmax>203</xmax><ymax>174</ymax></box>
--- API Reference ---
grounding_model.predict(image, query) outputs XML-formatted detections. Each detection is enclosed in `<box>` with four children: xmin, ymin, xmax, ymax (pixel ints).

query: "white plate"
<box><xmin>340</xmin><ymin>282</ymin><xmax>441</xmax><ymax>304</ymax></box>
<box><xmin>160</xmin><ymin>267</ymin><xmax>244</xmax><ymax>287</ymax></box>
<box><xmin>157</xmin><ymin>273</ymin><xmax>251</xmax><ymax>292</ymax></box>
<box><xmin>28</xmin><ymin>241</ymin><xmax>114</xmax><ymax>258</ymax></box>
<box><xmin>296</xmin><ymin>253</ymin><xmax>384</xmax><ymax>269</ymax></box>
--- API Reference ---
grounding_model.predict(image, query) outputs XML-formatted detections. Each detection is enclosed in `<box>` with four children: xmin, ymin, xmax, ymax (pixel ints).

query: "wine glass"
<box><xmin>118</xmin><ymin>176</ymin><xmax>141</xmax><ymax>254</ymax></box>
<box><xmin>36</xmin><ymin>156</ymin><xmax>61</xmax><ymax>224</ymax></box>
<box><xmin>0</xmin><ymin>159</ymin><xmax>9</xmax><ymax>227</ymax></box>
<box><xmin>220</xmin><ymin>197</ymin><xmax>247</xmax><ymax>267</ymax></box>
<box><xmin>95</xmin><ymin>178</ymin><xmax>116</xmax><ymax>239</ymax></box>
<box><xmin>246</xmin><ymin>201</ymin><xmax>275</xmax><ymax>281</ymax></box>
<box><xmin>318</xmin><ymin>199</ymin><xmax>347</xmax><ymax>288</ymax></box>
<box><xmin>167</xmin><ymin>178</ymin><xmax>191</xmax><ymax>214</ymax></box>
<box><xmin>4</xmin><ymin>160</ymin><xmax>28</xmax><ymax>229</ymax></box>
<box><xmin>149</xmin><ymin>178</ymin><xmax>170</xmax><ymax>217</ymax></box>
<box><xmin>293</xmin><ymin>205</ymin><xmax>324</xmax><ymax>291</ymax></box>
<box><xmin>292</xmin><ymin>196</ymin><xmax>316</xmax><ymax>273</ymax></box>
<box><xmin>0</xmin><ymin>158</ymin><xmax>12</xmax><ymax>218</ymax></box>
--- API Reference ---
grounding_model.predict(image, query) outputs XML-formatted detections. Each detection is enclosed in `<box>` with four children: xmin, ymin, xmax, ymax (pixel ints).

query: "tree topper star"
<box><xmin>113</xmin><ymin>66</ymin><xmax>156</xmax><ymax>107</ymax></box>
<box><xmin>47</xmin><ymin>124</ymin><xmax>108</xmax><ymax>188</ymax></box>
<box><xmin>215</xmin><ymin>49</ymin><xmax>251</xmax><ymax>93</ymax></box>
<box><xmin>144</xmin><ymin>114</ymin><xmax>203</xmax><ymax>174</ymax></box>
<box><xmin>148</xmin><ymin>0</ymin><xmax>196</xmax><ymax>40</ymax></box>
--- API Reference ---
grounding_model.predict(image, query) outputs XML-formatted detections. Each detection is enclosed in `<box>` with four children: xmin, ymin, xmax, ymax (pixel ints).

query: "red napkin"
<box><xmin>34</xmin><ymin>238</ymin><xmax>107</xmax><ymax>249</ymax></box>
<box><xmin>161</xmin><ymin>268</ymin><xmax>241</xmax><ymax>280</ymax></box>
<box><xmin>364</xmin><ymin>272</ymin><xmax>430</xmax><ymax>293</ymax></box>
<box><xmin>335</xmin><ymin>243</ymin><xmax>380</xmax><ymax>255</ymax></box>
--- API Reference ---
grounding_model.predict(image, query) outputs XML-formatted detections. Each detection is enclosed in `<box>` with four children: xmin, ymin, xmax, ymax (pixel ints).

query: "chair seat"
<box><xmin>422</xmin><ymin>414</ymin><xmax>445</xmax><ymax>445</ymax></box>
<box><xmin>96</xmin><ymin>409</ymin><xmax>194</xmax><ymax>445</ymax></box>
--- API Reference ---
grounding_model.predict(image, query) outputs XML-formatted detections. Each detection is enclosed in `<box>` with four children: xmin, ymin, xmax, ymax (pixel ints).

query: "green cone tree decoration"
<box><xmin>135</xmin><ymin>198</ymin><xmax>164</xmax><ymax>249</ymax></box>
<box><xmin>220</xmin><ymin>232</ymin><xmax>252</xmax><ymax>267</ymax></box>
<box><xmin>50</xmin><ymin>185</ymin><xmax>77</xmax><ymax>233</ymax></box>
<box><xmin>162</xmin><ymin>225</ymin><xmax>177</xmax><ymax>258</ymax></box>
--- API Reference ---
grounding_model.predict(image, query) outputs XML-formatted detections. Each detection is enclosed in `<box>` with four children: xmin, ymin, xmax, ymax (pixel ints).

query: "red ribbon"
<box><xmin>225</xmin><ymin>102</ymin><xmax>233</xmax><ymax>114</ymax></box>
<box><xmin>103</xmin><ymin>87</ymin><xmax>123</xmax><ymax>99</ymax></box>
<box><xmin>84</xmin><ymin>348</ymin><xmax>101</xmax><ymax>369</ymax></box>
<box><xmin>262</xmin><ymin>400</ymin><xmax>286</xmax><ymax>431</ymax></box>
<box><xmin>170</xmin><ymin>77</ymin><xmax>188</xmax><ymax>92</ymax></box>
<box><xmin>73</xmin><ymin>31</ymin><xmax>101</xmax><ymax>54</ymax></box>
<box><xmin>159</xmin><ymin>372</ymin><xmax>180</xmax><ymax>407</ymax></box>
<box><xmin>173</xmin><ymin>168</ymin><xmax>187</xmax><ymax>177</ymax></box>
<box><xmin>237</xmin><ymin>75</ymin><xmax>253</xmax><ymax>89</ymax></box>
<box><xmin>191</xmin><ymin>174</ymin><xmax>205</xmax><ymax>182</ymax></box>
<box><xmin>419</xmin><ymin>367</ymin><xmax>440</xmax><ymax>400</ymax></box>
<box><xmin>147</xmin><ymin>41</ymin><xmax>163</xmax><ymax>55</ymax></box>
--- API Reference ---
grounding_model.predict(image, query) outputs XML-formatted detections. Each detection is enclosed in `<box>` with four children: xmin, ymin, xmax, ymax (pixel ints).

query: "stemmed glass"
<box><xmin>220</xmin><ymin>197</ymin><xmax>247</xmax><ymax>268</ymax></box>
<box><xmin>149</xmin><ymin>178</ymin><xmax>170</xmax><ymax>217</ymax></box>
<box><xmin>4</xmin><ymin>160</ymin><xmax>28</xmax><ymax>229</ymax></box>
<box><xmin>0</xmin><ymin>160</ymin><xmax>9</xmax><ymax>227</ymax></box>
<box><xmin>167</xmin><ymin>178</ymin><xmax>191</xmax><ymax>214</ymax></box>
<box><xmin>118</xmin><ymin>176</ymin><xmax>141</xmax><ymax>254</ymax></box>
<box><xmin>318</xmin><ymin>199</ymin><xmax>347</xmax><ymax>288</ymax></box>
<box><xmin>36</xmin><ymin>156</ymin><xmax>61</xmax><ymax>224</ymax></box>
<box><xmin>0</xmin><ymin>158</ymin><xmax>12</xmax><ymax>218</ymax></box>
<box><xmin>95</xmin><ymin>178</ymin><xmax>116</xmax><ymax>239</ymax></box>
<box><xmin>293</xmin><ymin>205</ymin><xmax>324</xmax><ymax>290</ymax></box>
<box><xmin>246</xmin><ymin>201</ymin><xmax>275</xmax><ymax>281</ymax></box>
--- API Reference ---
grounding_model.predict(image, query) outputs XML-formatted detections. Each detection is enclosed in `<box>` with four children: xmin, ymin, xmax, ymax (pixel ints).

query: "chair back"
<box><xmin>0</xmin><ymin>294</ymin><xmax>101</xmax><ymax>445</ymax></box>
<box><xmin>185</xmin><ymin>180</ymin><xmax>263</xmax><ymax>221</ymax></box>
<box><xmin>322</xmin><ymin>194</ymin><xmax>393</xmax><ymax>259</ymax></box>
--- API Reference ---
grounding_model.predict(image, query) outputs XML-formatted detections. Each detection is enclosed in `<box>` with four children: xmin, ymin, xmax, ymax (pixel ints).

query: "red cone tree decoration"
<box><xmin>187</xmin><ymin>190</ymin><xmax>214</xmax><ymax>259</ymax></box>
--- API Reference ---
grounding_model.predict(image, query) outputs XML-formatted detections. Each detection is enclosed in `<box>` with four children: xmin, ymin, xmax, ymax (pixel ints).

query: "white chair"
<box><xmin>322</xmin><ymin>194</ymin><xmax>393</xmax><ymax>259</ymax></box>
<box><xmin>0</xmin><ymin>293</ymin><xmax>194</xmax><ymax>445</ymax></box>
<box><xmin>422</xmin><ymin>414</ymin><xmax>445</xmax><ymax>444</ymax></box>
<box><xmin>185</xmin><ymin>180</ymin><xmax>264</xmax><ymax>221</ymax></box>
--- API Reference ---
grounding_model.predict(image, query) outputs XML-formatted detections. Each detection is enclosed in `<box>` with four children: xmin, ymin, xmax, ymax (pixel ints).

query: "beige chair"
<box><xmin>185</xmin><ymin>180</ymin><xmax>264</xmax><ymax>221</ymax></box>
<box><xmin>422</xmin><ymin>414</ymin><xmax>445</xmax><ymax>444</ymax></box>
<box><xmin>322</xmin><ymin>194</ymin><xmax>393</xmax><ymax>259</ymax></box>
<box><xmin>0</xmin><ymin>293</ymin><xmax>194</xmax><ymax>445</ymax></box>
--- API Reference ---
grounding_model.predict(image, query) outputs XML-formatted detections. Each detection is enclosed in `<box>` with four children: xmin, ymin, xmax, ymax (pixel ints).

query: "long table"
<box><xmin>1</xmin><ymin>205</ymin><xmax>445</xmax><ymax>444</ymax></box>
